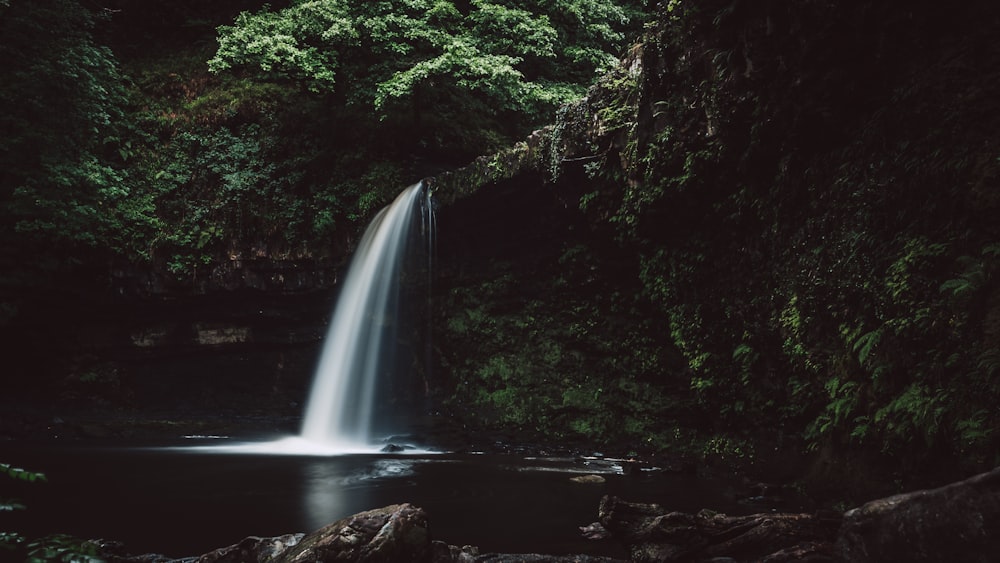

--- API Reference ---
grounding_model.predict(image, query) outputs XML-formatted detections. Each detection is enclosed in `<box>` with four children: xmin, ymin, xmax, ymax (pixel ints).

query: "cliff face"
<box><xmin>0</xmin><ymin>275</ymin><xmax>332</xmax><ymax>437</ymax></box>
<box><xmin>431</xmin><ymin>1</ymin><xmax>1000</xmax><ymax>494</ymax></box>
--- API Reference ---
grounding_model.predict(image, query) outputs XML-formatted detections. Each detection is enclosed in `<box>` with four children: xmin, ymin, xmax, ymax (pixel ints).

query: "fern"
<box><xmin>940</xmin><ymin>257</ymin><xmax>986</xmax><ymax>300</ymax></box>
<box><xmin>852</xmin><ymin>327</ymin><xmax>882</xmax><ymax>367</ymax></box>
<box><xmin>805</xmin><ymin>378</ymin><xmax>861</xmax><ymax>447</ymax></box>
<box><xmin>873</xmin><ymin>384</ymin><xmax>949</xmax><ymax>450</ymax></box>
<box><xmin>941</xmin><ymin>243</ymin><xmax>998</xmax><ymax>300</ymax></box>
<box><xmin>850</xmin><ymin>415</ymin><xmax>871</xmax><ymax>442</ymax></box>
<box><xmin>955</xmin><ymin>410</ymin><xmax>992</xmax><ymax>450</ymax></box>
<box><xmin>977</xmin><ymin>348</ymin><xmax>1000</xmax><ymax>377</ymax></box>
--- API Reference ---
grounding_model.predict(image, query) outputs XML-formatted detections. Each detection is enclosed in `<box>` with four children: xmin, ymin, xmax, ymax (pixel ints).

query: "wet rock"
<box><xmin>431</xmin><ymin>541</ymin><xmax>479</xmax><ymax>562</ymax></box>
<box><xmin>570</xmin><ymin>474</ymin><xmax>606</xmax><ymax>484</ymax></box>
<box><xmin>835</xmin><ymin>466</ymin><xmax>1000</xmax><ymax>563</ymax></box>
<box><xmin>471</xmin><ymin>556</ymin><xmax>624</xmax><ymax>562</ymax></box>
<box><xmin>381</xmin><ymin>443</ymin><xmax>406</xmax><ymax>453</ymax></box>
<box><xmin>197</xmin><ymin>533</ymin><xmax>304</xmax><ymax>563</ymax></box>
<box><xmin>275</xmin><ymin>503</ymin><xmax>430</xmax><ymax>563</ymax></box>
<box><xmin>597</xmin><ymin>495</ymin><xmax>840</xmax><ymax>562</ymax></box>
<box><xmin>580</xmin><ymin>522</ymin><xmax>612</xmax><ymax>540</ymax></box>
<box><xmin>622</xmin><ymin>460</ymin><xmax>642</xmax><ymax>476</ymax></box>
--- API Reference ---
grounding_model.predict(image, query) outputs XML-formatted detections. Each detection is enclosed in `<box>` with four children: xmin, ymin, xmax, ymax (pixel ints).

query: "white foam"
<box><xmin>165</xmin><ymin>435</ymin><xmax>441</xmax><ymax>457</ymax></box>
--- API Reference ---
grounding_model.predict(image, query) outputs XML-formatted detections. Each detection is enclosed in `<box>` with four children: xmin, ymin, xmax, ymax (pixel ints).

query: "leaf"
<box><xmin>852</xmin><ymin>328</ymin><xmax>882</xmax><ymax>366</ymax></box>
<box><xmin>0</xmin><ymin>463</ymin><xmax>47</xmax><ymax>483</ymax></box>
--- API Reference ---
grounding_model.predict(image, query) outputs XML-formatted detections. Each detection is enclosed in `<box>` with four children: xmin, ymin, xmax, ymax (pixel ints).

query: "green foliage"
<box><xmin>940</xmin><ymin>243</ymin><xmax>999</xmax><ymax>302</ymax></box>
<box><xmin>24</xmin><ymin>535</ymin><xmax>103</xmax><ymax>563</ymax></box>
<box><xmin>209</xmin><ymin>1</ymin><xmax>356</xmax><ymax>90</ymax></box>
<box><xmin>872</xmin><ymin>383</ymin><xmax>948</xmax><ymax>450</ymax></box>
<box><xmin>0</xmin><ymin>0</ymin><xmax>137</xmax><ymax>251</ymax></box>
<box><xmin>2</xmin><ymin>463</ymin><xmax>103</xmax><ymax>562</ymax></box>
<box><xmin>114</xmin><ymin>49</ymin><xmax>410</xmax><ymax>278</ymax></box>
<box><xmin>209</xmin><ymin>0</ymin><xmax>637</xmax><ymax>149</ymax></box>
<box><xmin>805</xmin><ymin>378</ymin><xmax>860</xmax><ymax>446</ymax></box>
<box><xmin>701</xmin><ymin>435</ymin><xmax>754</xmax><ymax>461</ymax></box>
<box><xmin>0</xmin><ymin>0</ymin><xmax>648</xmax><ymax>297</ymax></box>
<box><xmin>0</xmin><ymin>464</ymin><xmax>47</xmax><ymax>485</ymax></box>
<box><xmin>520</xmin><ymin>0</ymin><xmax>1000</xmax><ymax>481</ymax></box>
<box><xmin>436</xmin><ymin>243</ymin><xmax>684</xmax><ymax>451</ymax></box>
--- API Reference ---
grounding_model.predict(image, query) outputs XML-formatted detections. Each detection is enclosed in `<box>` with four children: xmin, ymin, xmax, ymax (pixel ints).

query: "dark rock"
<box><xmin>430</xmin><ymin>542</ymin><xmax>625</xmax><ymax>563</ymax></box>
<box><xmin>580</xmin><ymin>522</ymin><xmax>612</xmax><ymax>540</ymax></box>
<box><xmin>761</xmin><ymin>541</ymin><xmax>835</xmax><ymax>562</ymax></box>
<box><xmin>275</xmin><ymin>503</ymin><xmax>430</xmax><ymax>563</ymax></box>
<box><xmin>431</xmin><ymin>541</ymin><xmax>479</xmax><ymax>562</ymax></box>
<box><xmin>570</xmin><ymin>474</ymin><xmax>606</xmax><ymax>484</ymax></box>
<box><xmin>471</xmin><ymin>555</ymin><xmax>624</xmax><ymax>562</ymax></box>
<box><xmin>381</xmin><ymin>443</ymin><xmax>406</xmax><ymax>453</ymax></box>
<box><xmin>197</xmin><ymin>533</ymin><xmax>303</xmax><ymax>563</ymax></box>
<box><xmin>835</xmin><ymin>466</ymin><xmax>1000</xmax><ymax>563</ymax></box>
<box><xmin>92</xmin><ymin>539</ymin><xmax>185</xmax><ymax>563</ymax></box>
<box><xmin>622</xmin><ymin>460</ymin><xmax>642</xmax><ymax>476</ymax></box>
<box><xmin>597</xmin><ymin>495</ymin><xmax>840</xmax><ymax>562</ymax></box>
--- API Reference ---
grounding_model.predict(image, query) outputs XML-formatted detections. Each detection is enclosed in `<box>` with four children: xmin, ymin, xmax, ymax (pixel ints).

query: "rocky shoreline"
<box><xmin>86</xmin><ymin>466</ymin><xmax>998</xmax><ymax>563</ymax></box>
<box><xmin>4</xmin><ymin>410</ymin><xmax>996</xmax><ymax>561</ymax></box>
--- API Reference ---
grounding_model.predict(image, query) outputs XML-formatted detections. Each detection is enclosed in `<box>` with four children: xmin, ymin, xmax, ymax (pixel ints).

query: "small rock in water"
<box><xmin>580</xmin><ymin>522</ymin><xmax>611</xmax><ymax>540</ymax></box>
<box><xmin>571</xmin><ymin>474</ymin><xmax>606</xmax><ymax>484</ymax></box>
<box><xmin>381</xmin><ymin>443</ymin><xmax>405</xmax><ymax>453</ymax></box>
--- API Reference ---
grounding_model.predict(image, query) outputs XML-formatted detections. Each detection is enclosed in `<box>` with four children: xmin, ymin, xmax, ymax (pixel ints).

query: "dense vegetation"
<box><xmin>0</xmin><ymin>0</ymin><xmax>646</xmax><ymax>407</ymax></box>
<box><xmin>433</xmin><ymin>0</ymin><xmax>1000</xmax><ymax>499</ymax></box>
<box><xmin>1</xmin><ymin>0</ymin><xmax>998</xmax><ymax>507</ymax></box>
<box><xmin>0</xmin><ymin>0</ymin><xmax>647</xmax><ymax>285</ymax></box>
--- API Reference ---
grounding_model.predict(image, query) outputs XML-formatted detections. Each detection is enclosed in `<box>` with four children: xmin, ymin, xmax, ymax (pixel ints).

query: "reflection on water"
<box><xmin>0</xmin><ymin>440</ymin><xmax>747</xmax><ymax>559</ymax></box>
<box><xmin>511</xmin><ymin>456</ymin><xmax>625</xmax><ymax>475</ymax></box>
<box><xmin>297</xmin><ymin>457</ymin><xmax>454</xmax><ymax>530</ymax></box>
<box><xmin>299</xmin><ymin>459</ymin><xmax>356</xmax><ymax>531</ymax></box>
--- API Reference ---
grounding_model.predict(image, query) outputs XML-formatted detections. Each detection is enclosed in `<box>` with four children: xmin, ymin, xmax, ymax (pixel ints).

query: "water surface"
<box><xmin>1</xmin><ymin>439</ymin><xmax>747</xmax><ymax>558</ymax></box>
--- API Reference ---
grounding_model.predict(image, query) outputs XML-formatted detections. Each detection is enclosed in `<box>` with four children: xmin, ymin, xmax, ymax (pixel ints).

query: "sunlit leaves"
<box><xmin>375</xmin><ymin>37</ymin><xmax>525</xmax><ymax>113</ymax></box>
<box><xmin>209</xmin><ymin>1</ymin><xmax>356</xmax><ymax>91</ymax></box>
<box><xmin>210</xmin><ymin>0</ymin><xmax>635</xmax><ymax>135</ymax></box>
<box><xmin>469</xmin><ymin>2</ymin><xmax>557</xmax><ymax>60</ymax></box>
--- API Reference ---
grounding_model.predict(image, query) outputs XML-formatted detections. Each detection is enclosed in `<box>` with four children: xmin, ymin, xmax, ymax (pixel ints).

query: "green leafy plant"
<box><xmin>1</xmin><ymin>463</ymin><xmax>41</xmax><ymax>554</ymax></box>
<box><xmin>1</xmin><ymin>463</ymin><xmax>104</xmax><ymax>562</ymax></box>
<box><xmin>209</xmin><ymin>0</ymin><xmax>636</xmax><ymax>150</ymax></box>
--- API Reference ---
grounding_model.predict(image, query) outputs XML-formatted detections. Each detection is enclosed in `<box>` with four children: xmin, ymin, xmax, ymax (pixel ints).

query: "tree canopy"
<box><xmin>0</xmin><ymin>0</ymin><xmax>135</xmax><ymax>251</ymax></box>
<box><xmin>208</xmin><ymin>0</ymin><xmax>640</xmax><ymax>145</ymax></box>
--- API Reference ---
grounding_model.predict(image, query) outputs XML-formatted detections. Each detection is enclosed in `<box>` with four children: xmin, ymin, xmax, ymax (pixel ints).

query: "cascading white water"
<box><xmin>170</xmin><ymin>182</ymin><xmax>434</xmax><ymax>456</ymax></box>
<box><xmin>298</xmin><ymin>181</ymin><xmax>434</xmax><ymax>451</ymax></box>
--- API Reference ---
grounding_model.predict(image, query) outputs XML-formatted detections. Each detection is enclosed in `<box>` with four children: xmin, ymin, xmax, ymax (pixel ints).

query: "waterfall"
<box><xmin>299</xmin><ymin>181</ymin><xmax>434</xmax><ymax>451</ymax></box>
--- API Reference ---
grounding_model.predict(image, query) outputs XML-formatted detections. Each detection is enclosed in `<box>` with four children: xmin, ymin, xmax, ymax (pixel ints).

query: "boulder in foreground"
<box><xmin>835</xmin><ymin>466</ymin><xmax>1000</xmax><ymax>563</ymax></box>
<box><xmin>275</xmin><ymin>503</ymin><xmax>429</xmax><ymax>563</ymax></box>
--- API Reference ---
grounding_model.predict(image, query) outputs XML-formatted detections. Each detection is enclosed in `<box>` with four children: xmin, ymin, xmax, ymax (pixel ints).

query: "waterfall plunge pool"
<box><xmin>1</xmin><ymin>183</ymin><xmax>759</xmax><ymax>557</ymax></box>
<box><xmin>0</xmin><ymin>438</ymin><xmax>752</xmax><ymax>559</ymax></box>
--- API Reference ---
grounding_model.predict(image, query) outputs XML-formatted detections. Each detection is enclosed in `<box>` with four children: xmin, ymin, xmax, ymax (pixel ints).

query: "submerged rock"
<box><xmin>570</xmin><ymin>474</ymin><xmax>607</xmax><ymax>484</ymax></box>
